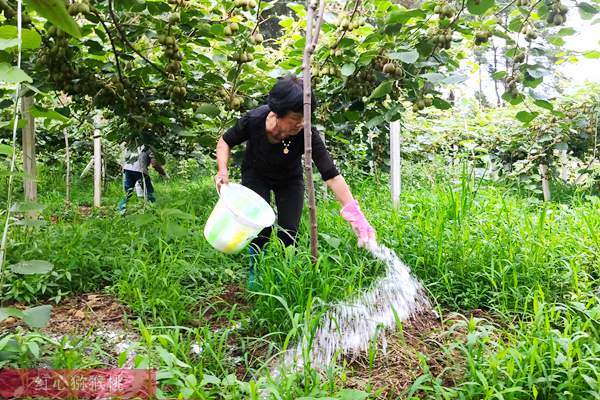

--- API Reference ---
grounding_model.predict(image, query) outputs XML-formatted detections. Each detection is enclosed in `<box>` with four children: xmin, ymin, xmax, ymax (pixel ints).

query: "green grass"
<box><xmin>1</xmin><ymin>161</ymin><xmax>599</xmax><ymax>398</ymax></box>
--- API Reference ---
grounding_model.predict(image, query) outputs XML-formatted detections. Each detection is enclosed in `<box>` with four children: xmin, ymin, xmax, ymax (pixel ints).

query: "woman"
<box><xmin>214</xmin><ymin>76</ymin><xmax>376</xmax><ymax>280</ymax></box>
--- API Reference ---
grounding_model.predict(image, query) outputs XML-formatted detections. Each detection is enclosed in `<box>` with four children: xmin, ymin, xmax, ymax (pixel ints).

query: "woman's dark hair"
<box><xmin>267</xmin><ymin>75</ymin><xmax>318</xmax><ymax>117</ymax></box>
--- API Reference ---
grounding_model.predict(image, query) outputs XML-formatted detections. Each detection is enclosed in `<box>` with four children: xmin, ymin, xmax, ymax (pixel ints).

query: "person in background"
<box><xmin>117</xmin><ymin>141</ymin><xmax>168</xmax><ymax>212</ymax></box>
<box><xmin>214</xmin><ymin>75</ymin><xmax>376</xmax><ymax>288</ymax></box>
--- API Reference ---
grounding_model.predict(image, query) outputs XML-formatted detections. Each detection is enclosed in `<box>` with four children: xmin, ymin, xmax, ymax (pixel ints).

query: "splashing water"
<box><xmin>281</xmin><ymin>242</ymin><xmax>433</xmax><ymax>369</ymax></box>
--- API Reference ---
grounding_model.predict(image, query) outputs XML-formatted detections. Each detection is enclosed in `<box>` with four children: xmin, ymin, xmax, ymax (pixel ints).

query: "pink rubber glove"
<box><xmin>340</xmin><ymin>199</ymin><xmax>376</xmax><ymax>248</ymax></box>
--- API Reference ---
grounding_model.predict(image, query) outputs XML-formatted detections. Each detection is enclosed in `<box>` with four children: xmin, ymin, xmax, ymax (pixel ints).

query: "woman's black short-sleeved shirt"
<box><xmin>223</xmin><ymin>105</ymin><xmax>339</xmax><ymax>182</ymax></box>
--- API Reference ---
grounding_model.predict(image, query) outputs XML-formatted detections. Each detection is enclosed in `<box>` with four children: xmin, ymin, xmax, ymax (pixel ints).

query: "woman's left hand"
<box><xmin>340</xmin><ymin>199</ymin><xmax>376</xmax><ymax>248</ymax></box>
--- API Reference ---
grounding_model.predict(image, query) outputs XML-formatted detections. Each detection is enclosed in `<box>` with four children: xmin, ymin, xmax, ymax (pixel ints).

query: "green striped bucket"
<box><xmin>204</xmin><ymin>183</ymin><xmax>276</xmax><ymax>254</ymax></box>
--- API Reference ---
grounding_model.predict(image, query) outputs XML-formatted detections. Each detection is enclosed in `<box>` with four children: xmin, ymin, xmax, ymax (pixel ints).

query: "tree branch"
<box><xmin>93</xmin><ymin>9</ymin><xmax>124</xmax><ymax>84</ymax></box>
<box><xmin>106</xmin><ymin>0</ymin><xmax>167</xmax><ymax>77</ymax></box>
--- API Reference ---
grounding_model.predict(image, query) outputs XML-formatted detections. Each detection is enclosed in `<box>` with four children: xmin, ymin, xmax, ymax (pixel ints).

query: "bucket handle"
<box><xmin>215</xmin><ymin>178</ymin><xmax>227</xmax><ymax>196</ymax></box>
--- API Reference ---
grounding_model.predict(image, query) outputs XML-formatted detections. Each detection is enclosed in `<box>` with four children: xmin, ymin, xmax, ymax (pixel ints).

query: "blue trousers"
<box><xmin>117</xmin><ymin>170</ymin><xmax>155</xmax><ymax>210</ymax></box>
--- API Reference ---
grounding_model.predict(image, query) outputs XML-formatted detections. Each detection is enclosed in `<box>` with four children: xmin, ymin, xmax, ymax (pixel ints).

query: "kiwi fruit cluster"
<box><xmin>312</xmin><ymin>65</ymin><xmax>341</xmax><ymax>77</ymax></box>
<box><xmin>412</xmin><ymin>96</ymin><xmax>433</xmax><ymax>112</ymax></box>
<box><xmin>36</xmin><ymin>27</ymin><xmax>80</xmax><ymax>88</ymax></box>
<box><xmin>433</xmin><ymin>2</ymin><xmax>456</xmax><ymax>19</ymax></box>
<box><xmin>68</xmin><ymin>1</ymin><xmax>91</xmax><ymax>15</ymax></box>
<box><xmin>432</xmin><ymin>30</ymin><xmax>453</xmax><ymax>49</ymax></box>
<box><xmin>505</xmin><ymin>73</ymin><xmax>522</xmax><ymax>96</ymax></box>
<box><xmin>249</xmin><ymin>32</ymin><xmax>264</xmax><ymax>44</ymax></box>
<box><xmin>233</xmin><ymin>0</ymin><xmax>257</xmax><ymax>10</ymax></box>
<box><xmin>516</xmin><ymin>0</ymin><xmax>529</xmax><ymax>6</ymax></box>
<box><xmin>521</xmin><ymin>25</ymin><xmax>538</xmax><ymax>41</ymax></box>
<box><xmin>167</xmin><ymin>81</ymin><xmax>187</xmax><ymax>100</ymax></box>
<box><xmin>333</xmin><ymin>15</ymin><xmax>366</xmax><ymax>31</ymax></box>
<box><xmin>382</xmin><ymin>62</ymin><xmax>404</xmax><ymax>78</ymax></box>
<box><xmin>158</xmin><ymin>34</ymin><xmax>184</xmax><ymax>65</ymax></box>
<box><xmin>474</xmin><ymin>29</ymin><xmax>493</xmax><ymax>45</ymax></box>
<box><xmin>229</xmin><ymin>51</ymin><xmax>254</xmax><ymax>63</ymax></box>
<box><xmin>347</xmin><ymin>70</ymin><xmax>375</xmax><ymax>97</ymax></box>
<box><xmin>1</xmin><ymin>1</ymin><xmax>32</xmax><ymax>24</ymax></box>
<box><xmin>513</xmin><ymin>48</ymin><xmax>526</xmax><ymax>64</ymax></box>
<box><xmin>229</xmin><ymin>96</ymin><xmax>244</xmax><ymax>109</ymax></box>
<box><xmin>546</xmin><ymin>1</ymin><xmax>568</xmax><ymax>26</ymax></box>
<box><xmin>224</xmin><ymin>22</ymin><xmax>240</xmax><ymax>36</ymax></box>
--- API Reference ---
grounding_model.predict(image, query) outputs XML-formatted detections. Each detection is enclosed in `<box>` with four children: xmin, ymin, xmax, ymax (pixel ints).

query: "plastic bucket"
<box><xmin>204</xmin><ymin>183</ymin><xmax>276</xmax><ymax>254</ymax></box>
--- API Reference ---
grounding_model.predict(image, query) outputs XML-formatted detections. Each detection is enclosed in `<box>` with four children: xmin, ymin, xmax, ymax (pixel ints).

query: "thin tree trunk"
<box><xmin>21</xmin><ymin>96</ymin><xmax>37</xmax><ymax>204</ymax></box>
<box><xmin>64</xmin><ymin>129</ymin><xmax>71</xmax><ymax>203</ymax></box>
<box><xmin>93</xmin><ymin>130</ymin><xmax>102</xmax><ymax>207</ymax></box>
<box><xmin>539</xmin><ymin>163</ymin><xmax>551</xmax><ymax>201</ymax></box>
<box><xmin>560</xmin><ymin>148</ymin><xmax>568</xmax><ymax>182</ymax></box>
<box><xmin>492</xmin><ymin>43</ymin><xmax>502</xmax><ymax>107</ymax></box>
<box><xmin>390</xmin><ymin>121</ymin><xmax>401</xmax><ymax>208</ymax></box>
<box><xmin>303</xmin><ymin>0</ymin><xmax>326</xmax><ymax>262</ymax></box>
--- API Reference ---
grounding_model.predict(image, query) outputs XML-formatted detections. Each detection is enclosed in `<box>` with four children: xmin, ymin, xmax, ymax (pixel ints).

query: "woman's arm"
<box><xmin>325</xmin><ymin>174</ymin><xmax>353</xmax><ymax>206</ymax></box>
<box><xmin>326</xmin><ymin>174</ymin><xmax>376</xmax><ymax>247</ymax></box>
<box><xmin>215</xmin><ymin>137</ymin><xmax>231</xmax><ymax>189</ymax></box>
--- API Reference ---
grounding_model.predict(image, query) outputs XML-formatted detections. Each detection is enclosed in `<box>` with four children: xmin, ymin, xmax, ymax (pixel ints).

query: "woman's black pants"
<box><xmin>241</xmin><ymin>169</ymin><xmax>304</xmax><ymax>250</ymax></box>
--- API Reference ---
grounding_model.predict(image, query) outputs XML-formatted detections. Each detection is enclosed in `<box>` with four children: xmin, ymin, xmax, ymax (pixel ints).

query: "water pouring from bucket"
<box><xmin>204</xmin><ymin>183</ymin><xmax>276</xmax><ymax>254</ymax></box>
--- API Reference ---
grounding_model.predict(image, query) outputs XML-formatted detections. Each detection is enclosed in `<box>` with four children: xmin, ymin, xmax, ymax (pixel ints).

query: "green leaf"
<box><xmin>22</xmin><ymin>305</ymin><xmax>52</xmax><ymax>328</ymax></box>
<box><xmin>492</xmin><ymin>71</ymin><xmax>508</xmax><ymax>80</ymax></box>
<box><xmin>0</xmin><ymin>27</ymin><xmax>42</xmax><ymax>50</ymax></box>
<box><xmin>577</xmin><ymin>2</ymin><xmax>598</xmax><ymax>15</ymax></box>
<box><xmin>387</xmin><ymin>50</ymin><xmax>419</xmax><ymax>64</ymax></box>
<box><xmin>515</xmin><ymin>111</ymin><xmax>539</xmax><ymax>124</ymax></box>
<box><xmin>337</xmin><ymin>389</ymin><xmax>369</xmax><ymax>400</ymax></box>
<box><xmin>0</xmin><ymin>144</ymin><xmax>13</xmax><ymax>155</ymax></box>
<box><xmin>549</xmin><ymin>36</ymin><xmax>566</xmax><ymax>46</ymax></box>
<box><xmin>27</xmin><ymin>342</ymin><xmax>40</xmax><ymax>358</ymax></box>
<box><xmin>583</xmin><ymin>50</ymin><xmax>600</xmax><ymax>59</ymax></box>
<box><xmin>200</xmin><ymin>374</ymin><xmax>221</xmax><ymax>386</ymax></box>
<box><xmin>366</xmin><ymin>114</ymin><xmax>385</xmax><ymax>128</ymax></box>
<box><xmin>526</xmin><ymin>67</ymin><xmax>546</xmax><ymax>79</ymax></box>
<box><xmin>420</xmin><ymin>72</ymin><xmax>445</xmax><ymax>83</ymax></box>
<box><xmin>319</xmin><ymin>233</ymin><xmax>341</xmax><ymax>248</ymax></box>
<box><xmin>147</xmin><ymin>1</ymin><xmax>171</xmax><ymax>14</ymax></box>
<box><xmin>443</xmin><ymin>73</ymin><xmax>467</xmax><ymax>85</ymax></box>
<box><xmin>534</xmin><ymin>99</ymin><xmax>554</xmax><ymax>111</ymax></box>
<box><xmin>11</xmin><ymin>201</ymin><xmax>46</xmax><ymax>213</ymax></box>
<box><xmin>433</xmin><ymin>98</ymin><xmax>452</xmax><ymax>110</ymax></box>
<box><xmin>127</xmin><ymin>213</ymin><xmax>155</xmax><ymax>227</ymax></box>
<box><xmin>30</xmin><ymin>106</ymin><xmax>68</xmax><ymax>122</ymax></box>
<box><xmin>467</xmin><ymin>0</ymin><xmax>495</xmax><ymax>16</ymax></box>
<box><xmin>287</xmin><ymin>2</ymin><xmax>306</xmax><ymax>16</ymax></box>
<box><xmin>0</xmin><ymin>63</ymin><xmax>32</xmax><ymax>84</ymax></box>
<box><xmin>523</xmin><ymin>76</ymin><xmax>543</xmax><ymax>89</ymax></box>
<box><xmin>369</xmin><ymin>80</ymin><xmax>393</xmax><ymax>99</ymax></box>
<box><xmin>0</xmin><ymin>307</ymin><xmax>24</xmax><ymax>321</ymax></box>
<box><xmin>557</xmin><ymin>27</ymin><xmax>576</xmax><ymax>36</ymax></box>
<box><xmin>386</xmin><ymin>9</ymin><xmax>426</xmax><ymax>25</ymax></box>
<box><xmin>29</xmin><ymin>0</ymin><xmax>81</xmax><ymax>38</ymax></box>
<box><xmin>508</xmin><ymin>18</ymin><xmax>524</xmax><ymax>33</ymax></box>
<box><xmin>341</xmin><ymin>63</ymin><xmax>356</xmax><ymax>77</ymax></box>
<box><xmin>196</xmin><ymin>103</ymin><xmax>220</xmax><ymax>116</ymax></box>
<box><xmin>9</xmin><ymin>260</ymin><xmax>54</xmax><ymax>275</ymax></box>
<box><xmin>165</xmin><ymin>221</ymin><xmax>187</xmax><ymax>239</ymax></box>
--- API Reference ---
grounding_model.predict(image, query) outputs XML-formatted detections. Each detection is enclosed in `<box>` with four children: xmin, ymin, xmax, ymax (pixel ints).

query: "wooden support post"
<box><xmin>321</xmin><ymin>132</ymin><xmax>328</xmax><ymax>198</ymax></box>
<box><xmin>539</xmin><ymin>163</ymin><xmax>551</xmax><ymax>202</ymax></box>
<box><xmin>390</xmin><ymin>121</ymin><xmax>401</xmax><ymax>208</ymax></box>
<box><xmin>21</xmin><ymin>96</ymin><xmax>37</xmax><ymax>204</ymax></box>
<box><xmin>302</xmin><ymin>0</ymin><xmax>325</xmax><ymax>262</ymax></box>
<box><xmin>93</xmin><ymin>129</ymin><xmax>102</xmax><ymax>207</ymax></box>
<box><xmin>560</xmin><ymin>148</ymin><xmax>568</xmax><ymax>182</ymax></box>
<box><xmin>64</xmin><ymin>129</ymin><xmax>71</xmax><ymax>203</ymax></box>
